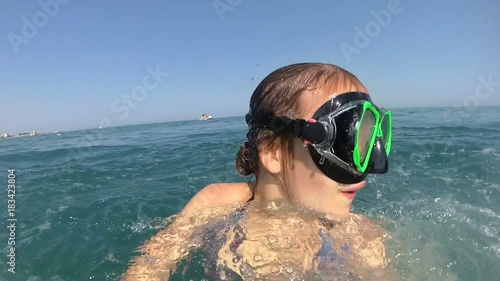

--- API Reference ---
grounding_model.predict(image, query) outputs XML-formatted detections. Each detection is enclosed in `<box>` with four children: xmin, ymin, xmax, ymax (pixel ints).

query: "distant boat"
<box><xmin>200</xmin><ymin>114</ymin><xmax>213</xmax><ymax>121</ymax></box>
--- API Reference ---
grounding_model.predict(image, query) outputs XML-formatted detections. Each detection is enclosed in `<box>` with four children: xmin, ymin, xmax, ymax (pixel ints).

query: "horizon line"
<box><xmin>2</xmin><ymin>104</ymin><xmax>500</xmax><ymax>135</ymax></box>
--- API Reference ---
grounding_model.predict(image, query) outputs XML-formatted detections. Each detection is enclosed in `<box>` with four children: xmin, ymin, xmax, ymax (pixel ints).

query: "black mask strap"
<box><xmin>246</xmin><ymin>112</ymin><xmax>330</xmax><ymax>145</ymax></box>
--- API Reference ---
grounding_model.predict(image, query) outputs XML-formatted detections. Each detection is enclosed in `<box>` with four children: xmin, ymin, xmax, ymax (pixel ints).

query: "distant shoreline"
<box><xmin>0</xmin><ymin>131</ymin><xmax>61</xmax><ymax>140</ymax></box>
<box><xmin>3</xmin><ymin>105</ymin><xmax>500</xmax><ymax>137</ymax></box>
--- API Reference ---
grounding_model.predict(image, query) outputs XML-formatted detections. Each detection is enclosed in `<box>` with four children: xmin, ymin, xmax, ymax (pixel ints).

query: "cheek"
<box><xmin>292</xmin><ymin>140</ymin><xmax>310</xmax><ymax>163</ymax></box>
<box><xmin>292</xmin><ymin>139</ymin><xmax>319</xmax><ymax>173</ymax></box>
<box><xmin>289</xmin><ymin>140</ymin><xmax>327</xmax><ymax>188</ymax></box>
<box><xmin>289</xmin><ymin>140</ymin><xmax>339</xmax><ymax>195</ymax></box>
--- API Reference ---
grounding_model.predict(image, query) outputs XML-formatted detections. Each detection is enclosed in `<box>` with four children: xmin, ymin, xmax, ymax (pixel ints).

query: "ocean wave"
<box><xmin>395</xmin><ymin>125</ymin><xmax>500</xmax><ymax>134</ymax></box>
<box><xmin>1</xmin><ymin>111</ymin><xmax>500</xmax><ymax>280</ymax></box>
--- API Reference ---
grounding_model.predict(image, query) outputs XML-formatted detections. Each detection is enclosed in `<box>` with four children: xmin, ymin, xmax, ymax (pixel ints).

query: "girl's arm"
<box><xmin>121</xmin><ymin>183</ymin><xmax>253</xmax><ymax>280</ymax></box>
<box><xmin>121</xmin><ymin>213</ymin><xmax>203</xmax><ymax>280</ymax></box>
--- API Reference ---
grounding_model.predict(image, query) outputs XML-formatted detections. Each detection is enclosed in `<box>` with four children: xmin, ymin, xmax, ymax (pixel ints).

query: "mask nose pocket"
<box><xmin>365</xmin><ymin>138</ymin><xmax>389</xmax><ymax>174</ymax></box>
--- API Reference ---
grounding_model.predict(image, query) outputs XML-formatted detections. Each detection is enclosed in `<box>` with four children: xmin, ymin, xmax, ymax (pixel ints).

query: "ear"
<box><xmin>258</xmin><ymin>145</ymin><xmax>282</xmax><ymax>175</ymax></box>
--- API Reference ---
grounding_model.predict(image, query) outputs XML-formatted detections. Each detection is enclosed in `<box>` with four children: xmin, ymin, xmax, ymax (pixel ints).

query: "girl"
<box><xmin>122</xmin><ymin>62</ymin><xmax>395</xmax><ymax>280</ymax></box>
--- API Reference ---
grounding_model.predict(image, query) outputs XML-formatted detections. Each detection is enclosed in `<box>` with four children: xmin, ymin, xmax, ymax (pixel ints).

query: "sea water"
<box><xmin>0</xmin><ymin>107</ymin><xmax>499</xmax><ymax>281</ymax></box>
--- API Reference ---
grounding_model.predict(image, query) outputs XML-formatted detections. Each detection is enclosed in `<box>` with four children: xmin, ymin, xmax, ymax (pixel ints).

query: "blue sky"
<box><xmin>1</xmin><ymin>0</ymin><xmax>498</xmax><ymax>133</ymax></box>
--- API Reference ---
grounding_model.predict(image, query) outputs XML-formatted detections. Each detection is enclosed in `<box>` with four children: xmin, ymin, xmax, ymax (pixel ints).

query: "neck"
<box><xmin>252</xmin><ymin>171</ymin><xmax>288</xmax><ymax>203</ymax></box>
<box><xmin>251</xmin><ymin>171</ymin><xmax>352</xmax><ymax>224</ymax></box>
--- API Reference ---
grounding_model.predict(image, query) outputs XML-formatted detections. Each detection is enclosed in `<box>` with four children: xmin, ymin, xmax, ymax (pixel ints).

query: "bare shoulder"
<box><xmin>181</xmin><ymin>182</ymin><xmax>254</xmax><ymax>216</ymax></box>
<box><xmin>347</xmin><ymin>213</ymin><xmax>389</xmax><ymax>268</ymax></box>
<box><xmin>350</xmin><ymin>213</ymin><xmax>388</xmax><ymax>239</ymax></box>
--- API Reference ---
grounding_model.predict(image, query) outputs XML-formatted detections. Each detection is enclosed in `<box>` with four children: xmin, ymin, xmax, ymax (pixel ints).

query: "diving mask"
<box><xmin>246</xmin><ymin>92</ymin><xmax>392</xmax><ymax>184</ymax></box>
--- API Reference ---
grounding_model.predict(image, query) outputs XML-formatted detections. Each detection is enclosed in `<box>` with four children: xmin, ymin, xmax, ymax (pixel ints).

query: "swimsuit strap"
<box><xmin>247</xmin><ymin>192</ymin><xmax>255</xmax><ymax>203</ymax></box>
<box><xmin>315</xmin><ymin>229</ymin><xmax>349</xmax><ymax>266</ymax></box>
<box><xmin>233</xmin><ymin>194</ymin><xmax>254</xmax><ymax>221</ymax></box>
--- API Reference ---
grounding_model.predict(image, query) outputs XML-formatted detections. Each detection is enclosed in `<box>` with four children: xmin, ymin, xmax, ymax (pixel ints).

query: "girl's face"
<box><xmin>284</xmin><ymin>85</ymin><xmax>368</xmax><ymax>222</ymax></box>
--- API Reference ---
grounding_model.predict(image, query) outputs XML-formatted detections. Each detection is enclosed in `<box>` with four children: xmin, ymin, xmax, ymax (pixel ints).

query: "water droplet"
<box><xmin>286</xmin><ymin>266</ymin><xmax>293</xmax><ymax>273</ymax></box>
<box><xmin>435</xmin><ymin>197</ymin><xmax>441</xmax><ymax>203</ymax></box>
<box><xmin>179</xmin><ymin>247</ymin><xmax>187</xmax><ymax>254</ymax></box>
<box><xmin>145</xmin><ymin>256</ymin><xmax>157</xmax><ymax>265</ymax></box>
<box><xmin>240</xmin><ymin>263</ymin><xmax>250</xmax><ymax>274</ymax></box>
<box><xmin>267</xmin><ymin>235</ymin><xmax>278</xmax><ymax>245</ymax></box>
<box><xmin>376</xmin><ymin>190</ymin><xmax>382</xmax><ymax>198</ymax></box>
<box><xmin>271</xmin><ymin>266</ymin><xmax>280</xmax><ymax>274</ymax></box>
<box><xmin>319</xmin><ymin>157</ymin><xmax>325</xmax><ymax>165</ymax></box>
<box><xmin>232</xmin><ymin>256</ymin><xmax>240</xmax><ymax>263</ymax></box>
<box><xmin>253</xmin><ymin>254</ymin><xmax>262</xmax><ymax>262</ymax></box>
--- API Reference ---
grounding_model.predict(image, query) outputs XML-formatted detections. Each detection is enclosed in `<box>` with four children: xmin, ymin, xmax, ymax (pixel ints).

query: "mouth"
<box><xmin>339</xmin><ymin>181</ymin><xmax>366</xmax><ymax>199</ymax></box>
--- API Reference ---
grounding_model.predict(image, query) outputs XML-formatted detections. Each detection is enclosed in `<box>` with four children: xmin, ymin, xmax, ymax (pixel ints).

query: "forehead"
<box><xmin>298</xmin><ymin>82</ymin><xmax>368</xmax><ymax>119</ymax></box>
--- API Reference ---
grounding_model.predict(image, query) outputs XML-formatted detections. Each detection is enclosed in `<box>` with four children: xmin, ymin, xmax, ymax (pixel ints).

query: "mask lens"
<box><xmin>381</xmin><ymin>112</ymin><xmax>392</xmax><ymax>154</ymax></box>
<box><xmin>358</xmin><ymin>109</ymin><xmax>376</xmax><ymax>163</ymax></box>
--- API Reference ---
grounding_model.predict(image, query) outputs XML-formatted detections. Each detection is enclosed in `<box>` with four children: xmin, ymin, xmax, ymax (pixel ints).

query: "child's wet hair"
<box><xmin>235</xmin><ymin>62</ymin><xmax>364</xmax><ymax>179</ymax></box>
